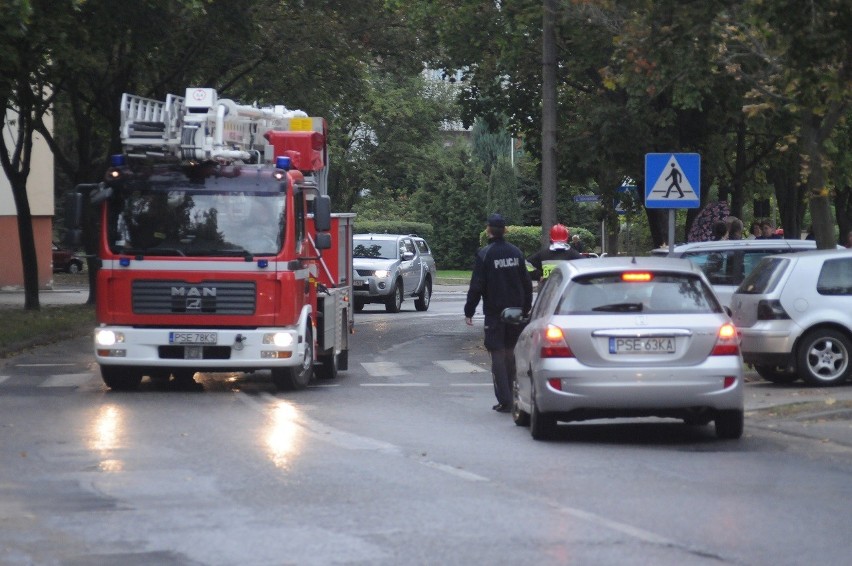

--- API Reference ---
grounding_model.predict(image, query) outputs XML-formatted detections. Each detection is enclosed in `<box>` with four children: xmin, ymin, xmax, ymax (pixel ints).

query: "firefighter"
<box><xmin>527</xmin><ymin>223</ymin><xmax>582</xmax><ymax>282</ymax></box>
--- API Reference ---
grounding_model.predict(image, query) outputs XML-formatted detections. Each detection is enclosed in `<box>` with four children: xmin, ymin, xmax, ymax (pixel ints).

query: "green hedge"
<box><xmin>479</xmin><ymin>225</ymin><xmax>597</xmax><ymax>256</ymax></box>
<box><xmin>353</xmin><ymin>220</ymin><xmax>433</xmax><ymax>240</ymax></box>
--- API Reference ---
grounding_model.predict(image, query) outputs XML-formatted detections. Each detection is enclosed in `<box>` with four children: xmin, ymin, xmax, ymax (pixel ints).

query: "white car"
<box><xmin>504</xmin><ymin>257</ymin><xmax>744</xmax><ymax>441</ymax></box>
<box><xmin>652</xmin><ymin>238</ymin><xmax>824</xmax><ymax>307</ymax></box>
<box><xmin>731</xmin><ymin>248</ymin><xmax>852</xmax><ymax>386</ymax></box>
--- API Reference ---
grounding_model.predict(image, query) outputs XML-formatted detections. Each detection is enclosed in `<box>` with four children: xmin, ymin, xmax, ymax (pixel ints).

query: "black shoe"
<box><xmin>492</xmin><ymin>403</ymin><xmax>511</xmax><ymax>413</ymax></box>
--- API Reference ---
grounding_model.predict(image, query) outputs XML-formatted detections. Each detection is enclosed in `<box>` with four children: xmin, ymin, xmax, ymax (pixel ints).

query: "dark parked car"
<box><xmin>52</xmin><ymin>243</ymin><xmax>84</xmax><ymax>274</ymax></box>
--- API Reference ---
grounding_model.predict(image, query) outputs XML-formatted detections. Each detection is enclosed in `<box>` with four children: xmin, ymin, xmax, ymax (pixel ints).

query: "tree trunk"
<box><xmin>801</xmin><ymin>113</ymin><xmax>836</xmax><ymax>249</ymax></box>
<box><xmin>10</xmin><ymin>178</ymin><xmax>41</xmax><ymax>310</ymax></box>
<box><xmin>540</xmin><ymin>0</ymin><xmax>558</xmax><ymax>247</ymax></box>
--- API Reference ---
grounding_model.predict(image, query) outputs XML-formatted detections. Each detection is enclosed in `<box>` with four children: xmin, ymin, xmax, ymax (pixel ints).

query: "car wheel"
<box><xmin>67</xmin><ymin>260</ymin><xmax>82</xmax><ymax>274</ymax></box>
<box><xmin>530</xmin><ymin>386</ymin><xmax>556</xmax><ymax>440</ymax></box>
<box><xmin>797</xmin><ymin>328</ymin><xmax>852</xmax><ymax>386</ymax></box>
<box><xmin>414</xmin><ymin>279</ymin><xmax>432</xmax><ymax>312</ymax></box>
<box><xmin>315</xmin><ymin>351</ymin><xmax>338</xmax><ymax>380</ymax></box>
<box><xmin>100</xmin><ymin>365</ymin><xmax>143</xmax><ymax>391</ymax></box>
<box><xmin>754</xmin><ymin>364</ymin><xmax>798</xmax><ymax>384</ymax></box>
<box><xmin>385</xmin><ymin>280</ymin><xmax>403</xmax><ymax>313</ymax></box>
<box><xmin>271</xmin><ymin>326</ymin><xmax>314</xmax><ymax>391</ymax></box>
<box><xmin>715</xmin><ymin>410</ymin><xmax>744</xmax><ymax>439</ymax></box>
<box><xmin>512</xmin><ymin>379</ymin><xmax>530</xmax><ymax>427</ymax></box>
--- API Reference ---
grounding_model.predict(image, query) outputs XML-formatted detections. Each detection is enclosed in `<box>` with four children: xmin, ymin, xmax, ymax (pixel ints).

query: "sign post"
<box><xmin>645</xmin><ymin>153</ymin><xmax>701</xmax><ymax>256</ymax></box>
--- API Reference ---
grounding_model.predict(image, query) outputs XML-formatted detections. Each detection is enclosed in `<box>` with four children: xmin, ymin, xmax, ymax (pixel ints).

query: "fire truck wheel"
<box><xmin>100</xmin><ymin>366</ymin><xmax>143</xmax><ymax>391</ymax></box>
<box><xmin>415</xmin><ymin>279</ymin><xmax>432</xmax><ymax>311</ymax></box>
<box><xmin>271</xmin><ymin>327</ymin><xmax>314</xmax><ymax>391</ymax></box>
<box><xmin>316</xmin><ymin>352</ymin><xmax>338</xmax><ymax>380</ymax></box>
<box><xmin>385</xmin><ymin>280</ymin><xmax>403</xmax><ymax>313</ymax></box>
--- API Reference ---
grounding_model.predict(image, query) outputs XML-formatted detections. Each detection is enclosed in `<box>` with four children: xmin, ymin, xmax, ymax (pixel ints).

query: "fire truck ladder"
<box><xmin>119</xmin><ymin>89</ymin><xmax>308</xmax><ymax>164</ymax></box>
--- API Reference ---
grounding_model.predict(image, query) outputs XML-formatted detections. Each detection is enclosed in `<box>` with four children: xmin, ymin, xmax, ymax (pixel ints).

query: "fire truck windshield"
<box><xmin>108</xmin><ymin>189</ymin><xmax>286</xmax><ymax>257</ymax></box>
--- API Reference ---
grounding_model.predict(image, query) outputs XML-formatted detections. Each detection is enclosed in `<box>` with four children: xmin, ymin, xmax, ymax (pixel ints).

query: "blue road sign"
<box><xmin>573</xmin><ymin>194</ymin><xmax>600</xmax><ymax>203</ymax></box>
<box><xmin>644</xmin><ymin>153</ymin><xmax>700</xmax><ymax>209</ymax></box>
<box><xmin>615</xmin><ymin>184</ymin><xmax>637</xmax><ymax>215</ymax></box>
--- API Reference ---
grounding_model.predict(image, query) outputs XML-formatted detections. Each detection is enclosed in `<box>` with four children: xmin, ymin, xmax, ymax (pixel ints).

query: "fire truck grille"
<box><xmin>132</xmin><ymin>280</ymin><xmax>257</xmax><ymax>315</ymax></box>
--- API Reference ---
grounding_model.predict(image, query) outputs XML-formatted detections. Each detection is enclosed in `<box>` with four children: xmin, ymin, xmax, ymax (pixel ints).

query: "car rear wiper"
<box><xmin>592</xmin><ymin>302</ymin><xmax>644</xmax><ymax>312</ymax></box>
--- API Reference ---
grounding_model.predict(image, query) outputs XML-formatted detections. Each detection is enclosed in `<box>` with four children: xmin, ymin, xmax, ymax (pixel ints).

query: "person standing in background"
<box><xmin>726</xmin><ymin>217</ymin><xmax>744</xmax><ymax>240</ymax></box>
<box><xmin>464</xmin><ymin>214</ymin><xmax>533</xmax><ymax>413</ymax></box>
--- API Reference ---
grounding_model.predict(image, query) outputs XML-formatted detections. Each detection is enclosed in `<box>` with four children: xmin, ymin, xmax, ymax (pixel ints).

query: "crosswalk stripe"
<box><xmin>434</xmin><ymin>360</ymin><xmax>487</xmax><ymax>373</ymax></box>
<box><xmin>39</xmin><ymin>373</ymin><xmax>95</xmax><ymax>387</ymax></box>
<box><xmin>361</xmin><ymin>362</ymin><xmax>409</xmax><ymax>377</ymax></box>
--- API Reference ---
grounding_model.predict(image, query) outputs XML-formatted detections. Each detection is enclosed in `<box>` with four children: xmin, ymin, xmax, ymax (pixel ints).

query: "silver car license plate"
<box><xmin>610</xmin><ymin>336</ymin><xmax>675</xmax><ymax>354</ymax></box>
<box><xmin>170</xmin><ymin>332</ymin><xmax>217</xmax><ymax>345</ymax></box>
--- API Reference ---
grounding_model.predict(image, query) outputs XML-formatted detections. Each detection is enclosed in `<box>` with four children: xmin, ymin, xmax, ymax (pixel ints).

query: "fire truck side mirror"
<box><xmin>315</xmin><ymin>232</ymin><xmax>332</xmax><ymax>250</ymax></box>
<box><xmin>314</xmin><ymin>195</ymin><xmax>331</xmax><ymax>232</ymax></box>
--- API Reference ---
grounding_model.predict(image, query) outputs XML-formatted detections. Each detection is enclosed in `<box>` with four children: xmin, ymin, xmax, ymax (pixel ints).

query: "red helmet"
<box><xmin>549</xmin><ymin>224</ymin><xmax>570</xmax><ymax>243</ymax></box>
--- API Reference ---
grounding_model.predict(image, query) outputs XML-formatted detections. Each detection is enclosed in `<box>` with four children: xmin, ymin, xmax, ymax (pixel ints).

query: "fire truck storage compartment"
<box><xmin>317</xmin><ymin>293</ymin><xmax>340</xmax><ymax>353</ymax></box>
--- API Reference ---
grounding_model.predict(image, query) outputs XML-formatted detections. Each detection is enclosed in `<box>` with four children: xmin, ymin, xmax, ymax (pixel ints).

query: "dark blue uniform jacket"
<box><xmin>464</xmin><ymin>237</ymin><xmax>533</xmax><ymax>318</ymax></box>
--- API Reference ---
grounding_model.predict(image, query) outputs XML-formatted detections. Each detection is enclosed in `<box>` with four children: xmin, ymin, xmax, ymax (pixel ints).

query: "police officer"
<box><xmin>464</xmin><ymin>213</ymin><xmax>533</xmax><ymax>413</ymax></box>
<box><xmin>528</xmin><ymin>223</ymin><xmax>582</xmax><ymax>282</ymax></box>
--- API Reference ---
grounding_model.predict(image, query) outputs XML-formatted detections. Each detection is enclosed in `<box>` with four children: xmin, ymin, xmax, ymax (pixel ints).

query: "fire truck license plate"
<box><xmin>170</xmin><ymin>332</ymin><xmax>217</xmax><ymax>344</ymax></box>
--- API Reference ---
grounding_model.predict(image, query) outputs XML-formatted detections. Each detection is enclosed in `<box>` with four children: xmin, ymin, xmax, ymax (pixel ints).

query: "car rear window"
<box><xmin>556</xmin><ymin>272</ymin><xmax>721</xmax><ymax>314</ymax></box>
<box><xmin>735</xmin><ymin>257</ymin><xmax>789</xmax><ymax>294</ymax></box>
<box><xmin>414</xmin><ymin>239</ymin><xmax>431</xmax><ymax>254</ymax></box>
<box><xmin>817</xmin><ymin>257</ymin><xmax>852</xmax><ymax>296</ymax></box>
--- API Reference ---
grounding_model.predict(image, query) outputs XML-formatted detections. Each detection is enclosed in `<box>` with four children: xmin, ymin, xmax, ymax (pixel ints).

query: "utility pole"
<box><xmin>541</xmin><ymin>0</ymin><xmax>558</xmax><ymax>247</ymax></box>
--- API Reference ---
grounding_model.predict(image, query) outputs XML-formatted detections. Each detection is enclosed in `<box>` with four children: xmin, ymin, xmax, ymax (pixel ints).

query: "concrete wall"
<box><xmin>1</xmin><ymin>107</ymin><xmax>55</xmax><ymax>289</ymax></box>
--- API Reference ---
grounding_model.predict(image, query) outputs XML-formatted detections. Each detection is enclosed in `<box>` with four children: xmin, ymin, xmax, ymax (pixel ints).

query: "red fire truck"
<box><xmin>69</xmin><ymin>88</ymin><xmax>353</xmax><ymax>391</ymax></box>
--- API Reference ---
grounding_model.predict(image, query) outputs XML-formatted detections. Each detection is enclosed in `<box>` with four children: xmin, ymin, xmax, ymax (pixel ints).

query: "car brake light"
<box><xmin>757</xmin><ymin>299</ymin><xmax>790</xmax><ymax>320</ymax></box>
<box><xmin>622</xmin><ymin>272</ymin><xmax>653</xmax><ymax>282</ymax></box>
<box><xmin>711</xmin><ymin>323</ymin><xmax>740</xmax><ymax>356</ymax></box>
<box><xmin>541</xmin><ymin>324</ymin><xmax>574</xmax><ymax>358</ymax></box>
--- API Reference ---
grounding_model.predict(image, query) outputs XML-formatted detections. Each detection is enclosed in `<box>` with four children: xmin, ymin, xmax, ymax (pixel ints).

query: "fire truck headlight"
<box><xmin>374</xmin><ymin>270</ymin><xmax>389</xmax><ymax>278</ymax></box>
<box><xmin>95</xmin><ymin>329</ymin><xmax>124</xmax><ymax>346</ymax></box>
<box><xmin>263</xmin><ymin>332</ymin><xmax>294</xmax><ymax>347</ymax></box>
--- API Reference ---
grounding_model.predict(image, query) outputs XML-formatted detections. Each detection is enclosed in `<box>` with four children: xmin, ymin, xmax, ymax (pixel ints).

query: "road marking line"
<box><xmin>360</xmin><ymin>383</ymin><xmax>430</xmax><ymax>387</ymax></box>
<box><xmin>434</xmin><ymin>360</ymin><xmax>487</xmax><ymax>373</ymax></box>
<box><xmin>419</xmin><ymin>460</ymin><xmax>489</xmax><ymax>482</ymax></box>
<box><xmin>361</xmin><ymin>361</ymin><xmax>409</xmax><ymax>377</ymax></box>
<box><xmin>15</xmin><ymin>363</ymin><xmax>78</xmax><ymax>367</ymax></box>
<box><xmin>449</xmin><ymin>383</ymin><xmax>492</xmax><ymax>387</ymax></box>
<box><xmin>40</xmin><ymin>373</ymin><xmax>95</xmax><ymax>387</ymax></box>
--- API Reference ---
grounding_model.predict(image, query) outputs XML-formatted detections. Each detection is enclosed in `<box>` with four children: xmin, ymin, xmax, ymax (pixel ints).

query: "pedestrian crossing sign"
<box><xmin>644</xmin><ymin>153</ymin><xmax>701</xmax><ymax>208</ymax></box>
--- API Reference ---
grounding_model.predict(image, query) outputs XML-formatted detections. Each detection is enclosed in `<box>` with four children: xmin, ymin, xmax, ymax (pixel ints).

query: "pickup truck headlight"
<box><xmin>374</xmin><ymin>270</ymin><xmax>390</xmax><ymax>278</ymax></box>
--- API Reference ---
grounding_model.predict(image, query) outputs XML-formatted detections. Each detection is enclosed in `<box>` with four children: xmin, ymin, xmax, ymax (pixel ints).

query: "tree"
<box><xmin>723</xmin><ymin>0</ymin><xmax>852</xmax><ymax>248</ymax></box>
<box><xmin>0</xmin><ymin>0</ymin><xmax>73</xmax><ymax>310</ymax></box>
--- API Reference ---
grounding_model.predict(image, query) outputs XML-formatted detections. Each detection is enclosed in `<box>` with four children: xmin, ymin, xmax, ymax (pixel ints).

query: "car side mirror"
<box><xmin>402</xmin><ymin>251</ymin><xmax>415</xmax><ymax>261</ymax></box>
<box><xmin>501</xmin><ymin>307</ymin><xmax>529</xmax><ymax>325</ymax></box>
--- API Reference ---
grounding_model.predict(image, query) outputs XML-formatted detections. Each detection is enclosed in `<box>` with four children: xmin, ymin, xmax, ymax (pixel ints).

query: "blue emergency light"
<box><xmin>111</xmin><ymin>154</ymin><xmax>126</xmax><ymax>167</ymax></box>
<box><xmin>275</xmin><ymin>156</ymin><xmax>292</xmax><ymax>170</ymax></box>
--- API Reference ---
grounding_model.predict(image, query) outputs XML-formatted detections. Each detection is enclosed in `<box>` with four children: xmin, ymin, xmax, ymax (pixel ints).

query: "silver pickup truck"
<box><xmin>353</xmin><ymin>234</ymin><xmax>437</xmax><ymax>313</ymax></box>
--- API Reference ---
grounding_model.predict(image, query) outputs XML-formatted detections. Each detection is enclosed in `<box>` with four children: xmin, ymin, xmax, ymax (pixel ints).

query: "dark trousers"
<box><xmin>484</xmin><ymin>315</ymin><xmax>521</xmax><ymax>405</ymax></box>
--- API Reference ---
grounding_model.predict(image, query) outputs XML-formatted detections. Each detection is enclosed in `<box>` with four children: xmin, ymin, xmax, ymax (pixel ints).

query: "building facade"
<box><xmin>1</xmin><ymin>108</ymin><xmax>55</xmax><ymax>288</ymax></box>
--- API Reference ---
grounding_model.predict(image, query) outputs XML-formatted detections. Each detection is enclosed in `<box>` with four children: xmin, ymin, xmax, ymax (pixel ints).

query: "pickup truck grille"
<box><xmin>132</xmin><ymin>280</ymin><xmax>256</xmax><ymax>315</ymax></box>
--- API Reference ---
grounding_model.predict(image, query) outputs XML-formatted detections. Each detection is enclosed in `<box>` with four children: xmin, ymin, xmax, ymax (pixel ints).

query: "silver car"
<box><xmin>352</xmin><ymin>234</ymin><xmax>437</xmax><ymax>313</ymax></box>
<box><xmin>731</xmin><ymin>249</ymin><xmax>852</xmax><ymax>386</ymax></box>
<box><xmin>505</xmin><ymin>257</ymin><xmax>744</xmax><ymax>440</ymax></box>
